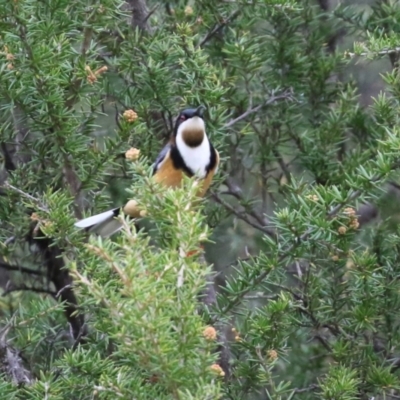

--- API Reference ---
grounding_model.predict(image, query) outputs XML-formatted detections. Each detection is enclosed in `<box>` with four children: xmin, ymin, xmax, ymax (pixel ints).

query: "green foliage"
<box><xmin>2</xmin><ymin>0</ymin><xmax>400</xmax><ymax>399</ymax></box>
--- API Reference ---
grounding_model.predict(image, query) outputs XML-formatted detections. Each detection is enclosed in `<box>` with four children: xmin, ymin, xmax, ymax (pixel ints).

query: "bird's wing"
<box><xmin>152</xmin><ymin>142</ymin><xmax>172</xmax><ymax>174</ymax></box>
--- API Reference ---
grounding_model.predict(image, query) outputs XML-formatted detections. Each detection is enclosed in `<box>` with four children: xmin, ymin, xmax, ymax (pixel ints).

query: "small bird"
<box><xmin>74</xmin><ymin>105</ymin><xmax>219</xmax><ymax>237</ymax></box>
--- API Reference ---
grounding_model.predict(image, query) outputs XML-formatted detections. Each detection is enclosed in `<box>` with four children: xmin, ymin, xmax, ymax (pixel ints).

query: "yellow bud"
<box><xmin>123</xmin><ymin>200</ymin><xmax>141</xmax><ymax>218</ymax></box>
<box><xmin>343</xmin><ymin>207</ymin><xmax>356</xmax><ymax>217</ymax></box>
<box><xmin>85</xmin><ymin>65</ymin><xmax>97</xmax><ymax>84</ymax></box>
<box><xmin>30</xmin><ymin>212</ymin><xmax>40</xmax><ymax>221</ymax></box>
<box><xmin>203</xmin><ymin>326</ymin><xmax>217</xmax><ymax>341</ymax></box>
<box><xmin>267</xmin><ymin>349</ymin><xmax>278</xmax><ymax>360</ymax></box>
<box><xmin>349</xmin><ymin>219</ymin><xmax>360</xmax><ymax>230</ymax></box>
<box><xmin>123</xmin><ymin>109</ymin><xmax>138</xmax><ymax>123</ymax></box>
<box><xmin>125</xmin><ymin>147</ymin><xmax>140</xmax><ymax>161</ymax></box>
<box><xmin>184</xmin><ymin>5</ymin><xmax>193</xmax><ymax>15</ymax></box>
<box><xmin>210</xmin><ymin>363</ymin><xmax>225</xmax><ymax>377</ymax></box>
<box><xmin>94</xmin><ymin>66</ymin><xmax>108</xmax><ymax>76</ymax></box>
<box><xmin>305</xmin><ymin>194</ymin><xmax>319</xmax><ymax>202</ymax></box>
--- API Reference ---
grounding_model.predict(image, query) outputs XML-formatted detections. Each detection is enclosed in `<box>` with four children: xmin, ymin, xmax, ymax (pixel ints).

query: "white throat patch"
<box><xmin>176</xmin><ymin>117</ymin><xmax>211</xmax><ymax>178</ymax></box>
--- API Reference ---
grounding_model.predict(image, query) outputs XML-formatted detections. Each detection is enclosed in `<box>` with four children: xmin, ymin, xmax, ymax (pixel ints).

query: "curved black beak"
<box><xmin>194</xmin><ymin>105</ymin><xmax>206</xmax><ymax>117</ymax></box>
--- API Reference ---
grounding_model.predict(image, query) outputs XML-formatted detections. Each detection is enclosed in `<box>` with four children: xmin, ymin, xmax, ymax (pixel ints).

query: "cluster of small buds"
<box><xmin>331</xmin><ymin>254</ymin><xmax>339</xmax><ymax>262</ymax></box>
<box><xmin>338</xmin><ymin>226</ymin><xmax>347</xmax><ymax>235</ymax></box>
<box><xmin>343</xmin><ymin>207</ymin><xmax>360</xmax><ymax>230</ymax></box>
<box><xmin>123</xmin><ymin>199</ymin><xmax>147</xmax><ymax>218</ymax></box>
<box><xmin>3</xmin><ymin>46</ymin><xmax>14</xmax><ymax>70</ymax></box>
<box><xmin>232</xmin><ymin>327</ymin><xmax>241</xmax><ymax>342</ymax></box>
<box><xmin>210</xmin><ymin>363</ymin><xmax>225</xmax><ymax>377</ymax></box>
<box><xmin>267</xmin><ymin>349</ymin><xmax>278</xmax><ymax>360</ymax></box>
<box><xmin>85</xmin><ymin>65</ymin><xmax>108</xmax><ymax>84</ymax></box>
<box><xmin>343</xmin><ymin>207</ymin><xmax>356</xmax><ymax>217</ymax></box>
<box><xmin>305</xmin><ymin>194</ymin><xmax>319</xmax><ymax>202</ymax></box>
<box><xmin>203</xmin><ymin>326</ymin><xmax>217</xmax><ymax>341</ymax></box>
<box><xmin>184</xmin><ymin>5</ymin><xmax>193</xmax><ymax>15</ymax></box>
<box><xmin>346</xmin><ymin>258</ymin><xmax>355</xmax><ymax>270</ymax></box>
<box><xmin>123</xmin><ymin>109</ymin><xmax>138</xmax><ymax>123</ymax></box>
<box><xmin>42</xmin><ymin>220</ymin><xmax>53</xmax><ymax>229</ymax></box>
<box><xmin>125</xmin><ymin>147</ymin><xmax>140</xmax><ymax>161</ymax></box>
<box><xmin>30</xmin><ymin>212</ymin><xmax>40</xmax><ymax>221</ymax></box>
<box><xmin>349</xmin><ymin>219</ymin><xmax>359</xmax><ymax>230</ymax></box>
<box><xmin>30</xmin><ymin>212</ymin><xmax>52</xmax><ymax>226</ymax></box>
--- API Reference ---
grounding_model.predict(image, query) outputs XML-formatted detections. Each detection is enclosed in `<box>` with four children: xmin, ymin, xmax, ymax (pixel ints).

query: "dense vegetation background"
<box><xmin>1</xmin><ymin>0</ymin><xmax>400</xmax><ymax>398</ymax></box>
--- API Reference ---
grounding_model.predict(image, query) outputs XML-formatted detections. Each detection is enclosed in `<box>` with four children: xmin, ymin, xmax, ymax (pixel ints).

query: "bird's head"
<box><xmin>174</xmin><ymin>105</ymin><xmax>206</xmax><ymax>147</ymax></box>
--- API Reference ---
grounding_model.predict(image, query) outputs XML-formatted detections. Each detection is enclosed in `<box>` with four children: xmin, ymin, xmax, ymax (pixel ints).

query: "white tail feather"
<box><xmin>74</xmin><ymin>208</ymin><xmax>123</xmax><ymax>237</ymax></box>
<box><xmin>74</xmin><ymin>209</ymin><xmax>117</xmax><ymax>228</ymax></box>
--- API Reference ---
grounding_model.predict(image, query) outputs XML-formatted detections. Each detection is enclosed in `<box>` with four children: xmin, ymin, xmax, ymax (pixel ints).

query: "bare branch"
<box><xmin>81</xmin><ymin>27</ymin><xmax>92</xmax><ymax>56</ymax></box>
<box><xmin>272</xmin><ymin>148</ymin><xmax>292</xmax><ymax>184</ymax></box>
<box><xmin>126</xmin><ymin>0</ymin><xmax>152</xmax><ymax>32</ymax></box>
<box><xmin>2</xmin><ymin>182</ymin><xmax>49</xmax><ymax>212</ymax></box>
<box><xmin>143</xmin><ymin>4</ymin><xmax>159</xmax><ymax>25</ymax></box>
<box><xmin>211</xmin><ymin>191</ymin><xmax>276</xmax><ymax>238</ymax></box>
<box><xmin>29</xmin><ymin>232</ymin><xmax>87</xmax><ymax>342</ymax></box>
<box><xmin>225</xmin><ymin>178</ymin><xmax>270</xmax><ymax>225</ymax></box>
<box><xmin>292</xmin><ymin>384</ymin><xmax>319</xmax><ymax>394</ymax></box>
<box><xmin>223</xmin><ymin>89</ymin><xmax>293</xmax><ymax>129</ymax></box>
<box><xmin>198</xmin><ymin>10</ymin><xmax>241</xmax><ymax>48</ymax></box>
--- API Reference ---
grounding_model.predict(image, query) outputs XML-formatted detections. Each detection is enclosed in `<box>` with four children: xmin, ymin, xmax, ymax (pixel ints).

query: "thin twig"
<box><xmin>272</xmin><ymin>148</ymin><xmax>292</xmax><ymax>183</ymax></box>
<box><xmin>197</xmin><ymin>10</ymin><xmax>241</xmax><ymax>48</ymax></box>
<box><xmin>4</xmin><ymin>236</ymin><xmax>15</xmax><ymax>246</ymax></box>
<box><xmin>55</xmin><ymin>284</ymin><xmax>73</xmax><ymax>299</ymax></box>
<box><xmin>81</xmin><ymin>27</ymin><xmax>92</xmax><ymax>55</ymax></box>
<box><xmin>292</xmin><ymin>384</ymin><xmax>319</xmax><ymax>394</ymax></box>
<box><xmin>224</xmin><ymin>177</ymin><xmax>270</xmax><ymax>227</ymax></box>
<box><xmin>143</xmin><ymin>4</ymin><xmax>159</xmax><ymax>24</ymax></box>
<box><xmin>211</xmin><ymin>191</ymin><xmax>276</xmax><ymax>238</ymax></box>
<box><xmin>223</xmin><ymin>89</ymin><xmax>293</xmax><ymax>129</ymax></box>
<box><xmin>2</xmin><ymin>182</ymin><xmax>49</xmax><ymax>212</ymax></box>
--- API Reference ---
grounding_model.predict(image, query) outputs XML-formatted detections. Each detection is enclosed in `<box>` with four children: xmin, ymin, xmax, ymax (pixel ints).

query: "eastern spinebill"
<box><xmin>74</xmin><ymin>105</ymin><xmax>220</xmax><ymax>237</ymax></box>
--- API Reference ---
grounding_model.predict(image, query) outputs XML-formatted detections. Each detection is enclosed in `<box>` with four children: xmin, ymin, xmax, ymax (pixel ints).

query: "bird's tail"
<box><xmin>74</xmin><ymin>208</ymin><xmax>122</xmax><ymax>237</ymax></box>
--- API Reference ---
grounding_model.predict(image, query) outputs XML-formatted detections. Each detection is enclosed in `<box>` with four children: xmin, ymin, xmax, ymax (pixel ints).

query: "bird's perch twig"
<box><xmin>223</xmin><ymin>89</ymin><xmax>294</xmax><ymax>129</ymax></box>
<box><xmin>197</xmin><ymin>10</ymin><xmax>241</xmax><ymax>48</ymax></box>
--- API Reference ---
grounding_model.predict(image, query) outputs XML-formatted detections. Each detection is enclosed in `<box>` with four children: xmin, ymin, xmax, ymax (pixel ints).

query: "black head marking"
<box><xmin>173</xmin><ymin>105</ymin><xmax>206</xmax><ymax>136</ymax></box>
